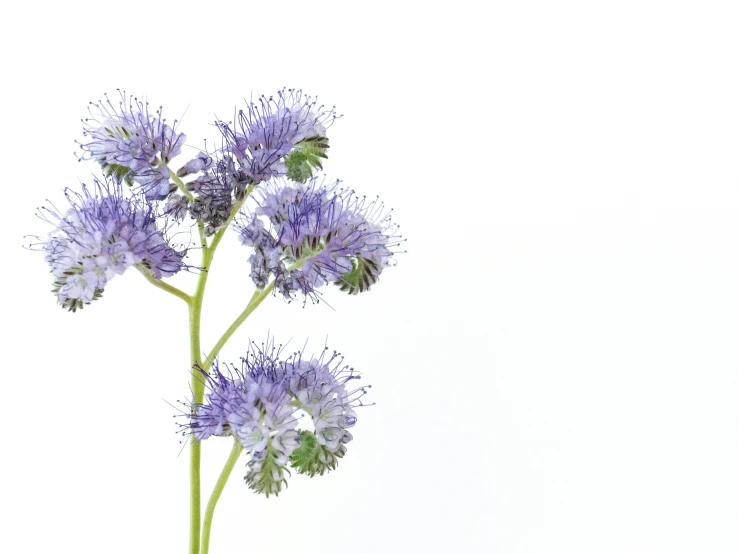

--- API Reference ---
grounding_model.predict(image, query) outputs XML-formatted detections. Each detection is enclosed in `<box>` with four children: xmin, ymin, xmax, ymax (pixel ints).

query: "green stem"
<box><xmin>189</xmin><ymin>245</ymin><xmax>212</xmax><ymax>554</ymax></box>
<box><xmin>209</xmin><ymin>188</ymin><xmax>251</xmax><ymax>253</ymax></box>
<box><xmin>203</xmin><ymin>255</ymin><xmax>309</xmax><ymax>365</ymax></box>
<box><xmin>168</xmin><ymin>167</ymin><xmax>194</xmax><ymax>203</ymax></box>
<box><xmin>187</xmin><ymin>194</ymin><xmax>250</xmax><ymax>554</ymax></box>
<box><xmin>135</xmin><ymin>265</ymin><xmax>191</xmax><ymax>303</ymax></box>
<box><xmin>204</xmin><ymin>282</ymin><xmax>275</xmax><ymax>365</ymax></box>
<box><xmin>201</xmin><ymin>436</ymin><xmax>243</xmax><ymax>554</ymax></box>
<box><xmin>190</xmin><ymin>439</ymin><xmax>201</xmax><ymax>554</ymax></box>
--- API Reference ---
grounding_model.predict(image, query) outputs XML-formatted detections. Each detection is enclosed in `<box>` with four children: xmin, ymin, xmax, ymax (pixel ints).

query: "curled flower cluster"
<box><xmin>217</xmin><ymin>88</ymin><xmax>338</xmax><ymax>187</ymax></box>
<box><xmin>78</xmin><ymin>91</ymin><xmax>186</xmax><ymax>201</ymax></box>
<box><xmin>33</xmin><ymin>178</ymin><xmax>186</xmax><ymax>311</ymax></box>
<box><xmin>30</xmin><ymin>88</ymin><xmax>396</xmax><ymax>509</ymax></box>
<box><xmin>177</xmin><ymin>154</ymin><xmax>248</xmax><ymax>235</ymax></box>
<box><xmin>182</xmin><ymin>342</ymin><xmax>368</xmax><ymax>496</ymax></box>
<box><xmin>235</xmin><ymin>177</ymin><xmax>402</xmax><ymax>301</ymax></box>
<box><xmin>170</xmin><ymin>89</ymin><xmax>338</xmax><ymax>235</ymax></box>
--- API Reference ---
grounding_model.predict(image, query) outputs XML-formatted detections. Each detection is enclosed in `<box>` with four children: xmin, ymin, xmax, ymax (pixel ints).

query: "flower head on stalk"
<box><xmin>77</xmin><ymin>90</ymin><xmax>186</xmax><ymax>201</ymax></box>
<box><xmin>214</xmin><ymin>88</ymin><xmax>339</xmax><ymax>188</ymax></box>
<box><xmin>168</xmin><ymin>90</ymin><xmax>338</xmax><ymax>236</ymax></box>
<box><xmin>234</xmin><ymin>177</ymin><xmax>403</xmax><ymax>302</ymax></box>
<box><xmin>176</xmin><ymin>153</ymin><xmax>248</xmax><ymax>236</ymax></box>
<box><xmin>179</xmin><ymin>340</ymin><xmax>370</xmax><ymax>496</ymax></box>
<box><xmin>30</xmin><ymin>177</ymin><xmax>187</xmax><ymax>311</ymax></box>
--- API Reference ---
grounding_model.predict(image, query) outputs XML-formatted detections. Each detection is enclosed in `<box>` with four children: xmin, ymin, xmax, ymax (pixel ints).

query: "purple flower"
<box><xmin>177</xmin><ymin>151</ymin><xmax>213</xmax><ymax>177</ymax></box>
<box><xmin>163</xmin><ymin>194</ymin><xmax>190</xmax><ymax>223</ymax></box>
<box><xmin>184</xmin><ymin>155</ymin><xmax>248</xmax><ymax>235</ymax></box>
<box><xmin>78</xmin><ymin>90</ymin><xmax>186</xmax><ymax>200</ymax></box>
<box><xmin>284</xmin><ymin>354</ymin><xmax>364</xmax><ymax>451</ymax></box>
<box><xmin>132</xmin><ymin>166</ymin><xmax>173</xmax><ymax>201</ymax></box>
<box><xmin>32</xmin><ymin>177</ymin><xmax>186</xmax><ymax>311</ymax></box>
<box><xmin>217</xmin><ymin>89</ymin><xmax>339</xmax><ymax>186</ymax></box>
<box><xmin>234</xmin><ymin>178</ymin><xmax>403</xmax><ymax>301</ymax></box>
<box><xmin>180</xmin><ymin>340</ymin><xmax>370</xmax><ymax>495</ymax></box>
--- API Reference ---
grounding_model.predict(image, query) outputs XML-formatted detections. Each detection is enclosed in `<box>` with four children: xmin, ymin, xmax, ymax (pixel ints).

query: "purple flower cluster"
<box><xmin>169</xmin><ymin>89</ymin><xmax>338</xmax><ymax>235</ymax></box>
<box><xmin>34</xmin><ymin>178</ymin><xmax>186</xmax><ymax>311</ymax></box>
<box><xmin>176</xmin><ymin>154</ymin><xmax>249</xmax><ymax>235</ymax></box>
<box><xmin>78</xmin><ymin>91</ymin><xmax>186</xmax><ymax>201</ymax></box>
<box><xmin>217</xmin><ymin>88</ymin><xmax>338</xmax><ymax>186</ymax></box>
<box><xmin>183</xmin><ymin>342</ymin><xmax>367</xmax><ymax>496</ymax></box>
<box><xmin>28</xmin><ymin>88</ymin><xmax>398</xmax><ymax>504</ymax></box>
<box><xmin>235</xmin><ymin>178</ymin><xmax>402</xmax><ymax>300</ymax></box>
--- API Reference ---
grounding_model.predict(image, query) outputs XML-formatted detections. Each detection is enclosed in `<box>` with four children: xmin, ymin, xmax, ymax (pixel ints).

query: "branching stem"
<box><xmin>135</xmin><ymin>264</ymin><xmax>191</xmax><ymax>303</ymax></box>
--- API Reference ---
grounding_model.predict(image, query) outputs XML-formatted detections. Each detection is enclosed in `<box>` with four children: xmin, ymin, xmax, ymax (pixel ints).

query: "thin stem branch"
<box><xmin>135</xmin><ymin>264</ymin><xmax>191</xmax><ymax>303</ymax></box>
<box><xmin>168</xmin><ymin>167</ymin><xmax>194</xmax><ymax>203</ymax></box>
<box><xmin>209</xmin><ymin>189</ymin><xmax>250</xmax><ymax>254</ymax></box>
<box><xmin>204</xmin><ymin>282</ymin><xmax>275</xmax><ymax>365</ymax></box>
<box><xmin>189</xmin><ymin>439</ymin><xmax>201</xmax><ymax>554</ymax></box>
<box><xmin>203</xmin><ymin>255</ymin><xmax>308</xmax><ymax>365</ymax></box>
<box><xmin>201</xmin><ymin>437</ymin><xmax>243</xmax><ymax>554</ymax></box>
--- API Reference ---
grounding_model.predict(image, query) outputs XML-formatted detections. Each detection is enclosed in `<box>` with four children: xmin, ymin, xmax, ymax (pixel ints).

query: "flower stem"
<box><xmin>186</xmin><ymin>194</ymin><xmax>250</xmax><ymax>554</ymax></box>
<box><xmin>188</xmin><ymin>244</ymin><xmax>211</xmax><ymax>554</ymax></box>
<box><xmin>209</xmin><ymin>189</ymin><xmax>250</xmax><ymax>253</ymax></box>
<box><xmin>204</xmin><ymin>282</ymin><xmax>275</xmax><ymax>365</ymax></box>
<box><xmin>135</xmin><ymin>265</ymin><xmax>191</xmax><ymax>303</ymax></box>
<box><xmin>204</xmin><ymin>256</ymin><xmax>310</xmax><ymax>364</ymax></box>
<box><xmin>168</xmin><ymin>167</ymin><xmax>194</xmax><ymax>204</ymax></box>
<box><xmin>201</xmin><ymin>436</ymin><xmax>243</xmax><ymax>554</ymax></box>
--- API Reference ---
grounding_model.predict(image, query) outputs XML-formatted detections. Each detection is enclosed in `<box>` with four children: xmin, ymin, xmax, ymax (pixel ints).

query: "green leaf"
<box><xmin>103</xmin><ymin>163</ymin><xmax>135</xmax><ymax>186</ymax></box>
<box><xmin>289</xmin><ymin>430</ymin><xmax>346</xmax><ymax>477</ymax></box>
<box><xmin>284</xmin><ymin>137</ymin><xmax>330</xmax><ymax>183</ymax></box>
<box><xmin>335</xmin><ymin>256</ymin><xmax>381</xmax><ymax>295</ymax></box>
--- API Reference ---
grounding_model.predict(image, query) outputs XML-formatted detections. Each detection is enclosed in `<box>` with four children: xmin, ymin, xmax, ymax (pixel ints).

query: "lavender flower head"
<box><xmin>217</xmin><ymin>89</ymin><xmax>339</xmax><ymax>187</ymax></box>
<box><xmin>178</xmin><ymin>154</ymin><xmax>248</xmax><ymax>236</ymax></box>
<box><xmin>78</xmin><ymin>91</ymin><xmax>186</xmax><ymax>200</ymax></box>
<box><xmin>165</xmin><ymin>90</ymin><xmax>338</xmax><ymax>236</ymax></box>
<box><xmin>31</xmin><ymin>177</ymin><xmax>186</xmax><ymax>311</ymax></box>
<box><xmin>234</xmin><ymin>177</ymin><xmax>403</xmax><ymax>301</ymax></box>
<box><xmin>181</xmin><ymin>341</ymin><xmax>369</xmax><ymax>496</ymax></box>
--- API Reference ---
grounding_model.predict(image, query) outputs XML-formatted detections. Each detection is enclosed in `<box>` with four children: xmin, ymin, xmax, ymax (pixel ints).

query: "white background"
<box><xmin>2</xmin><ymin>1</ymin><xmax>739</xmax><ymax>553</ymax></box>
